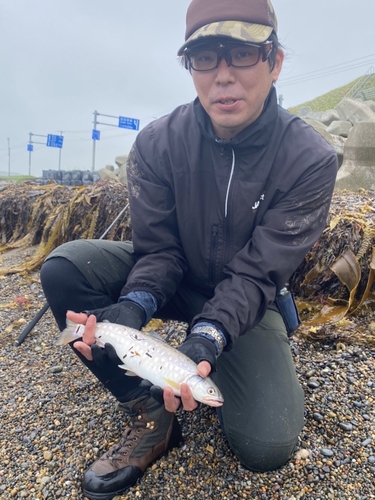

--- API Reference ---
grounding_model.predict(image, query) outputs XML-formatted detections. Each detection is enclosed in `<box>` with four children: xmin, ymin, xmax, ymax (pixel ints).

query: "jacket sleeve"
<box><xmin>191</xmin><ymin>150</ymin><xmax>338</xmax><ymax>348</ymax></box>
<box><xmin>121</xmin><ymin>128</ymin><xmax>188</xmax><ymax>307</ymax></box>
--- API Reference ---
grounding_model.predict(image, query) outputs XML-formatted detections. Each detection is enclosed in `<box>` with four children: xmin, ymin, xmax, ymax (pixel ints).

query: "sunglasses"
<box><xmin>184</xmin><ymin>40</ymin><xmax>273</xmax><ymax>72</ymax></box>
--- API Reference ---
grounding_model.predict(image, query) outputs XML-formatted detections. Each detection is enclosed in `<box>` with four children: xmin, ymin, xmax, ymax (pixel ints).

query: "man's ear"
<box><xmin>271</xmin><ymin>49</ymin><xmax>284</xmax><ymax>82</ymax></box>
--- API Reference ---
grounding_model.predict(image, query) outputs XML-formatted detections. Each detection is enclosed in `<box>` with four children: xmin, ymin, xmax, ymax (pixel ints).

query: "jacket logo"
<box><xmin>252</xmin><ymin>193</ymin><xmax>265</xmax><ymax>210</ymax></box>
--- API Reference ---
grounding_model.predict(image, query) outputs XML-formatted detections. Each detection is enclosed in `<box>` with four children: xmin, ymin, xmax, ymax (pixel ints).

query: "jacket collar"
<box><xmin>193</xmin><ymin>85</ymin><xmax>278</xmax><ymax>152</ymax></box>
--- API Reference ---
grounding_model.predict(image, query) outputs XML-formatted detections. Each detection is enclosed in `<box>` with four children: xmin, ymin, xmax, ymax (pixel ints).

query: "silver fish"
<box><xmin>57</xmin><ymin>319</ymin><xmax>224</xmax><ymax>407</ymax></box>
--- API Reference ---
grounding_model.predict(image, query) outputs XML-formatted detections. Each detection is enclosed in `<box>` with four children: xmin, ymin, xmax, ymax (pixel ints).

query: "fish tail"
<box><xmin>56</xmin><ymin>319</ymin><xmax>83</xmax><ymax>345</ymax></box>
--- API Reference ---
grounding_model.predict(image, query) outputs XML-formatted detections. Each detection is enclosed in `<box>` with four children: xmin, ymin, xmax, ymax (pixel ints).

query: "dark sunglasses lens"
<box><xmin>189</xmin><ymin>49</ymin><xmax>218</xmax><ymax>71</ymax></box>
<box><xmin>229</xmin><ymin>45</ymin><xmax>261</xmax><ymax>67</ymax></box>
<box><xmin>187</xmin><ymin>43</ymin><xmax>263</xmax><ymax>71</ymax></box>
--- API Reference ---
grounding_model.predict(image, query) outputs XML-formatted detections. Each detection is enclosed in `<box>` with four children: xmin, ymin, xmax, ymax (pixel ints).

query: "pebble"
<box><xmin>50</xmin><ymin>365</ymin><xmax>64</xmax><ymax>373</ymax></box>
<box><xmin>321</xmin><ymin>448</ymin><xmax>334</xmax><ymax>457</ymax></box>
<box><xmin>1</xmin><ymin>256</ymin><xmax>375</xmax><ymax>499</ymax></box>
<box><xmin>339</xmin><ymin>422</ymin><xmax>353</xmax><ymax>431</ymax></box>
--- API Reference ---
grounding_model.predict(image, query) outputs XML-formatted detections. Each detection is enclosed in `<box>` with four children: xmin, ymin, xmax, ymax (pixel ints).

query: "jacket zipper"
<box><xmin>209</xmin><ymin>225</ymin><xmax>219</xmax><ymax>283</ymax></box>
<box><xmin>224</xmin><ymin>148</ymin><xmax>235</xmax><ymax>217</ymax></box>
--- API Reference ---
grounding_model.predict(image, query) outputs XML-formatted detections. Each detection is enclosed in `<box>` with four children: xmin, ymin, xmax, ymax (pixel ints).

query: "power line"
<box><xmin>279</xmin><ymin>55</ymin><xmax>375</xmax><ymax>87</ymax></box>
<box><xmin>281</xmin><ymin>53</ymin><xmax>375</xmax><ymax>82</ymax></box>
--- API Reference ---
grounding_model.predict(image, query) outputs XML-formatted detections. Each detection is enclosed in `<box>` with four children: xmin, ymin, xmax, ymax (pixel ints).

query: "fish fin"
<box><xmin>95</xmin><ymin>338</ymin><xmax>105</xmax><ymax>348</ymax></box>
<box><xmin>147</xmin><ymin>330</ymin><xmax>165</xmax><ymax>342</ymax></box>
<box><xmin>56</xmin><ymin>319</ymin><xmax>83</xmax><ymax>345</ymax></box>
<box><xmin>164</xmin><ymin>378</ymin><xmax>180</xmax><ymax>390</ymax></box>
<box><xmin>118</xmin><ymin>365</ymin><xmax>138</xmax><ymax>376</ymax></box>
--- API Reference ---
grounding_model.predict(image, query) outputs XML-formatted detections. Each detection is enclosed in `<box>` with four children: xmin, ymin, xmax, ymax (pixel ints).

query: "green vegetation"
<box><xmin>287</xmin><ymin>74</ymin><xmax>375</xmax><ymax>115</ymax></box>
<box><xmin>0</xmin><ymin>175</ymin><xmax>36</xmax><ymax>184</ymax></box>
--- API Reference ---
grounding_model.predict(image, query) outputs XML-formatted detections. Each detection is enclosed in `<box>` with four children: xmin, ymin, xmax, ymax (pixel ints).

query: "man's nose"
<box><xmin>215</xmin><ymin>56</ymin><xmax>235</xmax><ymax>83</ymax></box>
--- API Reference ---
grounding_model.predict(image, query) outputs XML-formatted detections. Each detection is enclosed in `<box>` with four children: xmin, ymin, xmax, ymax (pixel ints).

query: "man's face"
<box><xmin>190</xmin><ymin>40</ymin><xmax>284</xmax><ymax>139</ymax></box>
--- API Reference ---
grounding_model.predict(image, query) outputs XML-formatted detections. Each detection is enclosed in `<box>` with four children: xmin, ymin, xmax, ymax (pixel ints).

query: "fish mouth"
<box><xmin>202</xmin><ymin>397</ymin><xmax>224</xmax><ymax>407</ymax></box>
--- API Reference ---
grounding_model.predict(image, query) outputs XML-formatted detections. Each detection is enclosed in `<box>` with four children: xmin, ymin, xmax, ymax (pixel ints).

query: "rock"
<box><xmin>97</xmin><ymin>167</ymin><xmax>120</xmax><ymax>182</ymax></box>
<box><xmin>336</xmin><ymin>98</ymin><xmax>375</xmax><ymax>124</ymax></box>
<box><xmin>320</xmin><ymin>109</ymin><xmax>340</xmax><ymax>126</ymax></box>
<box><xmin>335</xmin><ymin>122</ymin><xmax>375</xmax><ymax>191</ymax></box>
<box><xmin>302</xmin><ymin>118</ymin><xmax>345</xmax><ymax>167</ymax></box>
<box><xmin>365</xmin><ymin>99</ymin><xmax>375</xmax><ymax>113</ymax></box>
<box><xmin>115</xmin><ymin>154</ymin><xmax>128</xmax><ymax>168</ymax></box>
<box><xmin>118</xmin><ymin>163</ymin><xmax>128</xmax><ymax>185</ymax></box>
<box><xmin>327</xmin><ymin>120</ymin><xmax>352</xmax><ymax>137</ymax></box>
<box><xmin>298</xmin><ymin>106</ymin><xmax>312</xmax><ymax>117</ymax></box>
<box><xmin>321</xmin><ymin>448</ymin><xmax>334</xmax><ymax>457</ymax></box>
<box><xmin>294</xmin><ymin>448</ymin><xmax>310</xmax><ymax>460</ymax></box>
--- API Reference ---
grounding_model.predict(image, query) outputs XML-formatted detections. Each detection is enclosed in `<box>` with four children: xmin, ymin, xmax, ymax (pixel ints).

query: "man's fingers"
<box><xmin>65</xmin><ymin>311</ymin><xmax>96</xmax><ymax>357</ymax></box>
<box><xmin>197</xmin><ymin>360</ymin><xmax>211</xmax><ymax>378</ymax></box>
<box><xmin>163</xmin><ymin>386</ymin><xmax>181</xmax><ymax>412</ymax></box>
<box><xmin>66</xmin><ymin>310</ymin><xmax>88</xmax><ymax>323</ymax></box>
<box><xmin>82</xmin><ymin>314</ymin><xmax>97</xmax><ymax>345</ymax></box>
<box><xmin>180</xmin><ymin>383</ymin><xmax>198</xmax><ymax>411</ymax></box>
<box><xmin>74</xmin><ymin>341</ymin><xmax>94</xmax><ymax>361</ymax></box>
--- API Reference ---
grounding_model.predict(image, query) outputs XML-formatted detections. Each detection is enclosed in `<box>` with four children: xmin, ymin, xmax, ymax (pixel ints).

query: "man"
<box><xmin>40</xmin><ymin>0</ymin><xmax>338</xmax><ymax>498</ymax></box>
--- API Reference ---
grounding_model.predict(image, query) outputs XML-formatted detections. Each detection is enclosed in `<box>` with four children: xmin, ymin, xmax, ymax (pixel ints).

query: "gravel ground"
<box><xmin>1</xmin><ymin>247</ymin><xmax>375</xmax><ymax>500</ymax></box>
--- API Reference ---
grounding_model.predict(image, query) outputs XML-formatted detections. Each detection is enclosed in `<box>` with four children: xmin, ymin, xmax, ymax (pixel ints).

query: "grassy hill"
<box><xmin>0</xmin><ymin>175</ymin><xmax>36</xmax><ymax>184</ymax></box>
<box><xmin>287</xmin><ymin>74</ymin><xmax>375</xmax><ymax>115</ymax></box>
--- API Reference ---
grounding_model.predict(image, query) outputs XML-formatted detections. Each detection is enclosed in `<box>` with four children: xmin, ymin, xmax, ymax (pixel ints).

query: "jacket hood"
<box><xmin>193</xmin><ymin>85</ymin><xmax>278</xmax><ymax>152</ymax></box>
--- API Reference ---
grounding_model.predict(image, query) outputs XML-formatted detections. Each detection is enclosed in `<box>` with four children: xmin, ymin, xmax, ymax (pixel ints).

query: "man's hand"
<box><xmin>163</xmin><ymin>333</ymin><xmax>216</xmax><ymax>412</ymax></box>
<box><xmin>84</xmin><ymin>301</ymin><xmax>145</xmax><ymax>330</ymax></box>
<box><xmin>69</xmin><ymin>301</ymin><xmax>145</xmax><ymax>364</ymax></box>
<box><xmin>163</xmin><ymin>360</ymin><xmax>211</xmax><ymax>412</ymax></box>
<box><xmin>67</xmin><ymin>310</ymin><xmax>96</xmax><ymax>361</ymax></box>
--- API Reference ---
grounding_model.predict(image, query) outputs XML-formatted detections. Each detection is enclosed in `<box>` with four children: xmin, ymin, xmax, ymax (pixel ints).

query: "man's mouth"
<box><xmin>217</xmin><ymin>99</ymin><xmax>237</xmax><ymax>104</ymax></box>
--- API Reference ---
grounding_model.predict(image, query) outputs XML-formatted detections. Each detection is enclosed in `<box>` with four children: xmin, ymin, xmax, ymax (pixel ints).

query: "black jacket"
<box><xmin>123</xmin><ymin>87</ymin><xmax>337</xmax><ymax>347</ymax></box>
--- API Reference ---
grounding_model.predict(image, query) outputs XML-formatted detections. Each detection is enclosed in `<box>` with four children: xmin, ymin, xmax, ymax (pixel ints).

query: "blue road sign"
<box><xmin>27</xmin><ymin>144</ymin><xmax>33</xmax><ymax>152</ymax></box>
<box><xmin>118</xmin><ymin>116</ymin><xmax>140</xmax><ymax>131</ymax></box>
<box><xmin>92</xmin><ymin>129</ymin><xmax>101</xmax><ymax>141</ymax></box>
<box><xmin>47</xmin><ymin>134</ymin><xmax>64</xmax><ymax>148</ymax></box>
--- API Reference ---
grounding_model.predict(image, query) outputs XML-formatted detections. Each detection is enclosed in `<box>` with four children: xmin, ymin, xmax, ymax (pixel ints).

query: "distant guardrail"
<box><xmin>359</xmin><ymin>87</ymin><xmax>375</xmax><ymax>101</ymax></box>
<box><xmin>35</xmin><ymin>169</ymin><xmax>100</xmax><ymax>186</ymax></box>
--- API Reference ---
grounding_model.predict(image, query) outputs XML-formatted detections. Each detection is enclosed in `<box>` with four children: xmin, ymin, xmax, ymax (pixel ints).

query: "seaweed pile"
<box><xmin>290</xmin><ymin>189</ymin><xmax>375</xmax><ymax>343</ymax></box>
<box><xmin>0</xmin><ymin>180</ymin><xmax>130</xmax><ymax>275</ymax></box>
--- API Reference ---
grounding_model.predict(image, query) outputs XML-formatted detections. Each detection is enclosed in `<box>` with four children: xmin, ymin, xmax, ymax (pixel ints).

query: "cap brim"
<box><xmin>177</xmin><ymin>20</ymin><xmax>273</xmax><ymax>55</ymax></box>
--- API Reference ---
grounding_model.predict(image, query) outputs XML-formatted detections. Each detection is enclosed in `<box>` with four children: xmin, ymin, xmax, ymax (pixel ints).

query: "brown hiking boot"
<box><xmin>82</xmin><ymin>394</ymin><xmax>182</xmax><ymax>500</ymax></box>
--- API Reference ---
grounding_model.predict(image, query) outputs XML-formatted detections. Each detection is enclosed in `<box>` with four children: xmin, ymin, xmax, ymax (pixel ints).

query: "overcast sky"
<box><xmin>1</xmin><ymin>0</ymin><xmax>374</xmax><ymax>177</ymax></box>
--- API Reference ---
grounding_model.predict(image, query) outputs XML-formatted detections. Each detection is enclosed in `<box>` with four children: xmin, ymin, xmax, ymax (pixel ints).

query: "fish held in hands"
<box><xmin>57</xmin><ymin>319</ymin><xmax>224</xmax><ymax>407</ymax></box>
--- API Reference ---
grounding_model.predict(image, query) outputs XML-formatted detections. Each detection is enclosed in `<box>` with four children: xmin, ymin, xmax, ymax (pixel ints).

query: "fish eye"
<box><xmin>208</xmin><ymin>387</ymin><xmax>216</xmax><ymax>395</ymax></box>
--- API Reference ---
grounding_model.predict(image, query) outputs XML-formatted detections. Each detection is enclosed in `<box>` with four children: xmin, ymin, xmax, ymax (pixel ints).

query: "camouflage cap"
<box><xmin>178</xmin><ymin>0</ymin><xmax>278</xmax><ymax>55</ymax></box>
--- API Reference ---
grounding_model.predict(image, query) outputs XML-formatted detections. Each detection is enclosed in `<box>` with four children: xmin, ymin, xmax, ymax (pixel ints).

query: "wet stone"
<box><xmin>313</xmin><ymin>412</ymin><xmax>324</xmax><ymax>422</ymax></box>
<box><xmin>50</xmin><ymin>365</ymin><xmax>64</xmax><ymax>374</ymax></box>
<box><xmin>307</xmin><ymin>380</ymin><xmax>320</xmax><ymax>389</ymax></box>
<box><xmin>321</xmin><ymin>448</ymin><xmax>334</xmax><ymax>457</ymax></box>
<box><xmin>339</xmin><ymin>423</ymin><xmax>353</xmax><ymax>431</ymax></box>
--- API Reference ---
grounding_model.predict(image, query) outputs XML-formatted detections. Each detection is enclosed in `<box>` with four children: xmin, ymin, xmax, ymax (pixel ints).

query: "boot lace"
<box><xmin>104</xmin><ymin>405</ymin><xmax>153</xmax><ymax>465</ymax></box>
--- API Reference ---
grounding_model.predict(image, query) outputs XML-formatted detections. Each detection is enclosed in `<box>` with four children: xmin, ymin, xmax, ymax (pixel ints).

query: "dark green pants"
<box><xmin>41</xmin><ymin>239</ymin><xmax>304</xmax><ymax>471</ymax></box>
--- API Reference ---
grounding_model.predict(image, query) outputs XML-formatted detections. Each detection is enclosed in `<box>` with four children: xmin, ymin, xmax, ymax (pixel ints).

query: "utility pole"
<box><xmin>91</xmin><ymin>109</ymin><xmax>139</xmax><ymax>172</ymax></box>
<box><xmin>58</xmin><ymin>131</ymin><xmax>63</xmax><ymax>170</ymax></box>
<box><xmin>28</xmin><ymin>133</ymin><xmax>32</xmax><ymax>175</ymax></box>
<box><xmin>7</xmin><ymin>137</ymin><xmax>10</xmax><ymax>176</ymax></box>
<box><xmin>92</xmin><ymin>110</ymin><xmax>98</xmax><ymax>172</ymax></box>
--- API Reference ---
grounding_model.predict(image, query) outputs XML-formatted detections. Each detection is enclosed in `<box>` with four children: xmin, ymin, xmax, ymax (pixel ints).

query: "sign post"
<box><xmin>91</xmin><ymin>110</ymin><xmax>140</xmax><ymax>172</ymax></box>
<box><xmin>27</xmin><ymin>132</ymin><xmax>64</xmax><ymax>175</ymax></box>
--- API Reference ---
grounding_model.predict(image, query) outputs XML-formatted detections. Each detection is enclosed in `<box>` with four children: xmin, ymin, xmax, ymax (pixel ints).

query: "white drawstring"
<box><xmin>224</xmin><ymin>148</ymin><xmax>235</xmax><ymax>217</ymax></box>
